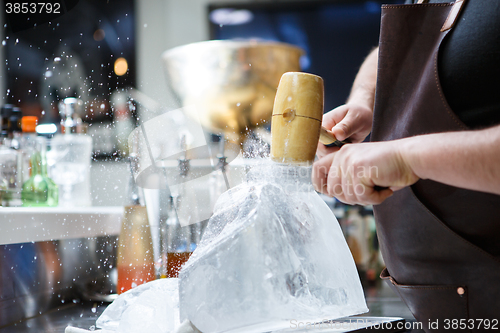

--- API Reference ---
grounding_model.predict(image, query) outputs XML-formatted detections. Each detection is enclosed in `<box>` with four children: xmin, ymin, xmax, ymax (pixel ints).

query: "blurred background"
<box><xmin>0</xmin><ymin>1</ymin><xmax>410</xmax><ymax>330</ymax></box>
<box><xmin>1</xmin><ymin>0</ymin><xmax>393</xmax><ymax>204</ymax></box>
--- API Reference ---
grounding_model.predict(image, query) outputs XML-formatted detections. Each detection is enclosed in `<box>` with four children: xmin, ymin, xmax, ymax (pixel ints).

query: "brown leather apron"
<box><xmin>371</xmin><ymin>1</ymin><xmax>500</xmax><ymax>331</ymax></box>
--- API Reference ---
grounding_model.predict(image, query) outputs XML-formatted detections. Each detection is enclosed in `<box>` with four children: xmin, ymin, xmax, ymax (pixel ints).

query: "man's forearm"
<box><xmin>347</xmin><ymin>47</ymin><xmax>379</xmax><ymax>110</ymax></box>
<box><xmin>401</xmin><ymin>125</ymin><xmax>500</xmax><ymax>195</ymax></box>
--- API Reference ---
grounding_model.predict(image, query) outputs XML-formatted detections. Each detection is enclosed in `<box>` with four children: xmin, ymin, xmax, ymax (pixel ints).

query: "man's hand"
<box><xmin>312</xmin><ymin>140</ymin><xmax>419</xmax><ymax>205</ymax></box>
<box><xmin>317</xmin><ymin>47</ymin><xmax>377</xmax><ymax>159</ymax></box>
<box><xmin>317</xmin><ymin>103</ymin><xmax>373</xmax><ymax>159</ymax></box>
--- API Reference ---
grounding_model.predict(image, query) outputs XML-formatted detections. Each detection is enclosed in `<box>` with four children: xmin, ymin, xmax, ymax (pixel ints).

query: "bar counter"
<box><xmin>0</xmin><ymin>282</ymin><xmax>424</xmax><ymax>333</ymax></box>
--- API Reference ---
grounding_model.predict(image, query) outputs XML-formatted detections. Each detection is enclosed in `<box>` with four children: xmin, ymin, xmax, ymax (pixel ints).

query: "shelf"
<box><xmin>0</xmin><ymin>206</ymin><xmax>123</xmax><ymax>245</ymax></box>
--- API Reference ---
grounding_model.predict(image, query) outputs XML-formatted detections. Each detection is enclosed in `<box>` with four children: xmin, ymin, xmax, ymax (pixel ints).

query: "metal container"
<box><xmin>161</xmin><ymin>40</ymin><xmax>304</xmax><ymax>142</ymax></box>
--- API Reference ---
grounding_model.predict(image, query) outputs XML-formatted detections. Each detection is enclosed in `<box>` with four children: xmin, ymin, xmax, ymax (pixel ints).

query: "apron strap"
<box><xmin>441</xmin><ymin>0</ymin><xmax>467</xmax><ymax>32</ymax></box>
<box><xmin>415</xmin><ymin>0</ymin><xmax>467</xmax><ymax>32</ymax></box>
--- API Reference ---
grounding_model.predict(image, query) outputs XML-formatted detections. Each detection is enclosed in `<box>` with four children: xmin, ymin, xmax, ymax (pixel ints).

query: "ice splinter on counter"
<box><xmin>179</xmin><ymin>72</ymin><xmax>368</xmax><ymax>333</ymax></box>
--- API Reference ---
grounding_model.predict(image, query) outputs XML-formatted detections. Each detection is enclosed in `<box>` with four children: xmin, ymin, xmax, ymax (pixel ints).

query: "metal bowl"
<box><xmin>161</xmin><ymin>40</ymin><xmax>304</xmax><ymax>142</ymax></box>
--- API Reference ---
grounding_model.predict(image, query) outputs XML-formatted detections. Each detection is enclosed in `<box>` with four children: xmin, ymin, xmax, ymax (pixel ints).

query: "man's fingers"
<box><xmin>358</xmin><ymin>186</ymin><xmax>394</xmax><ymax>205</ymax></box>
<box><xmin>374</xmin><ymin>188</ymin><xmax>394</xmax><ymax>204</ymax></box>
<box><xmin>312</xmin><ymin>154</ymin><xmax>335</xmax><ymax>194</ymax></box>
<box><xmin>316</xmin><ymin>142</ymin><xmax>340</xmax><ymax>159</ymax></box>
<box><xmin>314</xmin><ymin>139</ymin><xmax>415</xmax><ymax>206</ymax></box>
<box><xmin>329</xmin><ymin>181</ymin><xmax>394</xmax><ymax>206</ymax></box>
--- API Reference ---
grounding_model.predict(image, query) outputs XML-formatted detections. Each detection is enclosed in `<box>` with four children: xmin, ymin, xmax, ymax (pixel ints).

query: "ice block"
<box><xmin>179</xmin><ymin>73</ymin><xmax>368</xmax><ymax>333</ymax></box>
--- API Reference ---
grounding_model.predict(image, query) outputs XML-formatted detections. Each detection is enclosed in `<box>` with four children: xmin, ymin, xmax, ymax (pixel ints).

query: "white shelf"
<box><xmin>0</xmin><ymin>206</ymin><xmax>123</xmax><ymax>245</ymax></box>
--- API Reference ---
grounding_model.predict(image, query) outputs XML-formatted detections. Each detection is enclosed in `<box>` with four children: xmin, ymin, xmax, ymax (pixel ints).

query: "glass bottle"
<box><xmin>9</xmin><ymin>106</ymin><xmax>23</xmax><ymax>150</ymax></box>
<box><xmin>48</xmin><ymin>97</ymin><xmax>92</xmax><ymax>207</ymax></box>
<box><xmin>0</xmin><ymin>132</ymin><xmax>20</xmax><ymax>206</ymax></box>
<box><xmin>116</xmin><ymin>205</ymin><xmax>155</xmax><ymax>293</ymax></box>
<box><xmin>209</xmin><ymin>136</ymin><xmax>230</xmax><ymax>213</ymax></box>
<box><xmin>0</xmin><ymin>105</ymin><xmax>23</xmax><ymax>206</ymax></box>
<box><xmin>165</xmin><ymin>195</ymin><xmax>192</xmax><ymax>278</ymax></box>
<box><xmin>0</xmin><ymin>104</ymin><xmax>13</xmax><ymax>134</ymax></box>
<box><xmin>344</xmin><ymin>206</ymin><xmax>370</xmax><ymax>279</ymax></box>
<box><xmin>158</xmin><ymin>189</ymin><xmax>170</xmax><ymax>279</ymax></box>
<box><xmin>21</xmin><ymin>137</ymin><xmax>58</xmax><ymax>207</ymax></box>
<box><xmin>117</xmin><ymin>156</ymin><xmax>155</xmax><ymax>293</ymax></box>
<box><xmin>20</xmin><ymin>116</ymin><xmax>39</xmax><ymax>185</ymax></box>
<box><xmin>160</xmin><ymin>135</ymin><xmax>194</xmax><ymax>278</ymax></box>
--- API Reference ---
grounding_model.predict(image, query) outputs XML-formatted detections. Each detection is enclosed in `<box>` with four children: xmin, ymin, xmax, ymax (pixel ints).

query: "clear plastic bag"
<box><xmin>96</xmin><ymin>279</ymin><xmax>180</xmax><ymax>333</ymax></box>
<box><xmin>179</xmin><ymin>161</ymin><xmax>368</xmax><ymax>333</ymax></box>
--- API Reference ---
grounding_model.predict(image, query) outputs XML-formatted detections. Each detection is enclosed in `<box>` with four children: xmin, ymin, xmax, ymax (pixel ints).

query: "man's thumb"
<box><xmin>331</xmin><ymin>117</ymin><xmax>353</xmax><ymax>141</ymax></box>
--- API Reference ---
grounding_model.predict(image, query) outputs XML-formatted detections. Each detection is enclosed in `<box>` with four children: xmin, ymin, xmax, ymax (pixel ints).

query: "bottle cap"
<box><xmin>1</xmin><ymin>104</ymin><xmax>14</xmax><ymax>133</ymax></box>
<box><xmin>0</xmin><ymin>104</ymin><xmax>14</xmax><ymax>117</ymax></box>
<box><xmin>270</xmin><ymin>72</ymin><xmax>324</xmax><ymax>164</ymax></box>
<box><xmin>58</xmin><ymin>97</ymin><xmax>83</xmax><ymax>118</ymax></box>
<box><xmin>21</xmin><ymin>116</ymin><xmax>38</xmax><ymax>133</ymax></box>
<box><xmin>59</xmin><ymin>97</ymin><xmax>84</xmax><ymax>134</ymax></box>
<box><xmin>9</xmin><ymin>107</ymin><xmax>23</xmax><ymax>133</ymax></box>
<box><xmin>11</xmin><ymin>107</ymin><xmax>22</xmax><ymax>116</ymax></box>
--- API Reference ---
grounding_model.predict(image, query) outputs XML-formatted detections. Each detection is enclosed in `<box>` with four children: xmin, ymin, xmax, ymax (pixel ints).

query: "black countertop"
<box><xmin>0</xmin><ymin>282</ymin><xmax>424</xmax><ymax>333</ymax></box>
